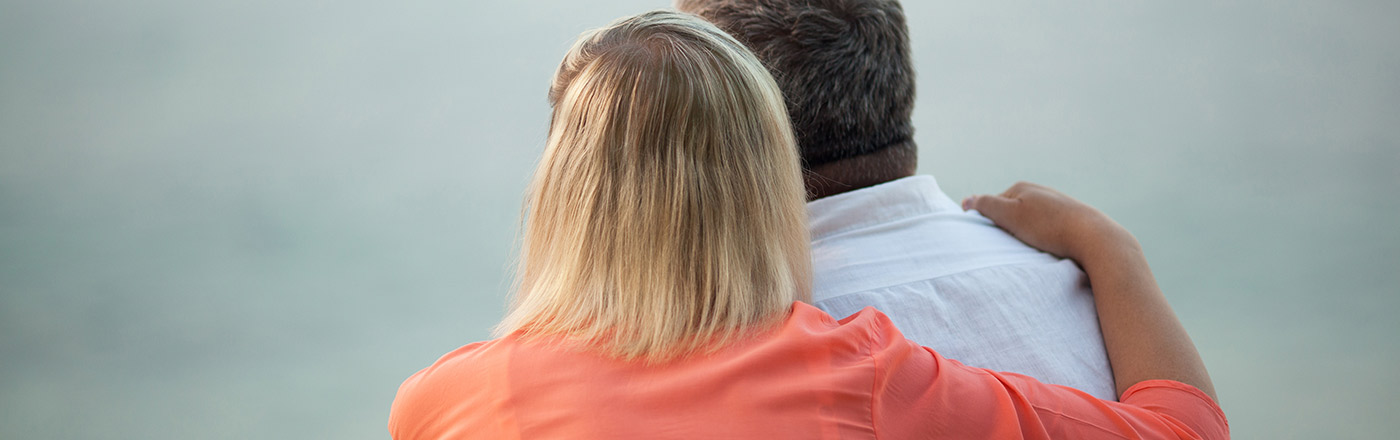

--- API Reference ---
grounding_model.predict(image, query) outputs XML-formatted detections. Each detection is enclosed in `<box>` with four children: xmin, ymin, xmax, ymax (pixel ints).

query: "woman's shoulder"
<box><xmin>788</xmin><ymin>301</ymin><xmax>907</xmax><ymax>347</ymax></box>
<box><xmin>426</xmin><ymin>337</ymin><xmax>505</xmax><ymax>369</ymax></box>
<box><xmin>390</xmin><ymin>304</ymin><xmax>906</xmax><ymax>400</ymax></box>
<box><xmin>397</xmin><ymin>304</ymin><xmax>905</xmax><ymax>386</ymax></box>
<box><xmin>392</xmin><ymin>338</ymin><xmax>512</xmax><ymax>402</ymax></box>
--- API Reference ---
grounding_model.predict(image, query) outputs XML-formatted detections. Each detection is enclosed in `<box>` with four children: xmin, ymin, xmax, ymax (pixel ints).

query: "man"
<box><xmin>678</xmin><ymin>0</ymin><xmax>1117</xmax><ymax>399</ymax></box>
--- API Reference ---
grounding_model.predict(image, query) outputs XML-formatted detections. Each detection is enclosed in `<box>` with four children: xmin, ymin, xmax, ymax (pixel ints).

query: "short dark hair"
<box><xmin>679</xmin><ymin>0</ymin><xmax>915</xmax><ymax>168</ymax></box>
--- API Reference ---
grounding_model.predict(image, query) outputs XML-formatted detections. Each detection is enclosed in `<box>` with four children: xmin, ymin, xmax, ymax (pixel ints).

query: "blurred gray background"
<box><xmin>2</xmin><ymin>0</ymin><xmax>1396</xmax><ymax>438</ymax></box>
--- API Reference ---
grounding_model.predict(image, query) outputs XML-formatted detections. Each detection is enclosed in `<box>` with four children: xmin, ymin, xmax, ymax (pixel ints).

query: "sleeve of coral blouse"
<box><xmin>854</xmin><ymin>307</ymin><xmax>1230</xmax><ymax>439</ymax></box>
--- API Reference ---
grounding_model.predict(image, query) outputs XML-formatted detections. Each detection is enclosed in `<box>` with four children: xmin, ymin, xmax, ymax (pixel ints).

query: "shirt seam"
<box><xmin>1029</xmin><ymin>404</ymin><xmax>1133</xmax><ymax>440</ymax></box>
<box><xmin>810</xmin><ymin>210</ymin><xmax>938</xmax><ymax>242</ymax></box>
<box><xmin>1122</xmin><ymin>381</ymin><xmax>1230</xmax><ymax>429</ymax></box>
<box><xmin>811</xmin><ymin>258</ymin><xmax>1078</xmax><ymax>305</ymax></box>
<box><xmin>806</xmin><ymin>175</ymin><xmax>961</xmax><ymax>241</ymax></box>
<box><xmin>868</xmin><ymin>321</ymin><xmax>882</xmax><ymax>440</ymax></box>
<box><xmin>810</xmin><ymin>209</ymin><xmax>981</xmax><ymax>243</ymax></box>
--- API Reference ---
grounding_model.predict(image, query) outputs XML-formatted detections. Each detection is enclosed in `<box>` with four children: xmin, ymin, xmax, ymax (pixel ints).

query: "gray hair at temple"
<box><xmin>677</xmin><ymin>0</ymin><xmax>917</xmax><ymax>190</ymax></box>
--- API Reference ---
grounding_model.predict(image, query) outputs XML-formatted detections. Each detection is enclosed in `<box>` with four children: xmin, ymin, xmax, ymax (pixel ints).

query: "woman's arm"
<box><xmin>963</xmin><ymin>182</ymin><xmax>1217</xmax><ymax>402</ymax></box>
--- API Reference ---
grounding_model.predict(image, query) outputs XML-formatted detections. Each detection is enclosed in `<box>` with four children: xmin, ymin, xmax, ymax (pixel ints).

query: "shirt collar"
<box><xmin>807</xmin><ymin>175</ymin><xmax>962</xmax><ymax>241</ymax></box>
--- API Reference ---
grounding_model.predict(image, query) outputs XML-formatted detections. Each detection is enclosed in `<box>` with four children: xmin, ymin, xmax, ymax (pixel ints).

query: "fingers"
<box><xmin>1002</xmin><ymin>181</ymin><xmax>1042</xmax><ymax>198</ymax></box>
<box><xmin>961</xmin><ymin>193</ymin><xmax>1017</xmax><ymax>222</ymax></box>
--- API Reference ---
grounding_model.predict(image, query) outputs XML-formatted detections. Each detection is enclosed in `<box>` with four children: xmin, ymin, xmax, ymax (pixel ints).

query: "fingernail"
<box><xmin>961</xmin><ymin>196</ymin><xmax>974</xmax><ymax>210</ymax></box>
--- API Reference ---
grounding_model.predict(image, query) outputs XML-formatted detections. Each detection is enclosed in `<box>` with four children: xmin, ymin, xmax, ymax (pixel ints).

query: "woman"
<box><xmin>389</xmin><ymin>10</ymin><xmax>1227</xmax><ymax>439</ymax></box>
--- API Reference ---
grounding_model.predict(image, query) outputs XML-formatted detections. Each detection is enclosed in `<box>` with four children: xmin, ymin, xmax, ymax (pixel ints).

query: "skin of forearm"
<box><xmin>1078</xmin><ymin>240</ymin><xmax>1218</xmax><ymax>402</ymax></box>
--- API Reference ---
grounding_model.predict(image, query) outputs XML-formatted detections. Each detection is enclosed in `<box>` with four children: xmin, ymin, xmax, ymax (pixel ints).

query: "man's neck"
<box><xmin>804</xmin><ymin>144</ymin><xmax>917</xmax><ymax>201</ymax></box>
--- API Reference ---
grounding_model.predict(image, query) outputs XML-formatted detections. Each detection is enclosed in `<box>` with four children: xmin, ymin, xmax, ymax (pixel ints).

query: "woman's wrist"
<box><xmin>1067</xmin><ymin>217</ymin><xmax>1143</xmax><ymax>270</ymax></box>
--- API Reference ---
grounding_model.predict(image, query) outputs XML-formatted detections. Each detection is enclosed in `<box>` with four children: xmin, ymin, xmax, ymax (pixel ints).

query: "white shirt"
<box><xmin>808</xmin><ymin>175</ymin><xmax>1117</xmax><ymax>400</ymax></box>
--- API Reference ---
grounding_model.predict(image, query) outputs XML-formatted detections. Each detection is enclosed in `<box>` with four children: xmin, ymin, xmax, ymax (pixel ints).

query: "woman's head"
<box><xmin>497</xmin><ymin>10</ymin><xmax>810</xmax><ymax>361</ymax></box>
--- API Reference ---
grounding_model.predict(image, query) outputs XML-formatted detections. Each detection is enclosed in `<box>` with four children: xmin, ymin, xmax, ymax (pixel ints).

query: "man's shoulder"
<box><xmin>810</xmin><ymin>200</ymin><xmax>1059</xmax><ymax>278</ymax></box>
<box><xmin>807</xmin><ymin>176</ymin><xmax>1075</xmax><ymax>299</ymax></box>
<box><xmin>807</xmin><ymin>175</ymin><xmax>1032</xmax><ymax>250</ymax></box>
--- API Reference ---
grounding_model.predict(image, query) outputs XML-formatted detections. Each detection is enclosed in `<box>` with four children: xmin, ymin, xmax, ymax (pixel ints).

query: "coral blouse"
<box><xmin>389</xmin><ymin>302</ymin><xmax>1228</xmax><ymax>439</ymax></box>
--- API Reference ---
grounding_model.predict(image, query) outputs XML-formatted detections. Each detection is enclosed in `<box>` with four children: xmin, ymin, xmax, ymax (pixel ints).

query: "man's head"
<box><xmin>678</xmin><ymin>0</ymin><xmax>917</xmax><ymax>199</ymax></box>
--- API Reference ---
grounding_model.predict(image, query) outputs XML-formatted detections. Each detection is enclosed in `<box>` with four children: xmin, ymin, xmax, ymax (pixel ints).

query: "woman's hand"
<box><xmin>961</xmin><ymin>181</ymin><xmax>1139</xmax><ymax>266</ymax></box>
<box><xmin>966</xmin><ymin>181</ymin><xmax>1218</xmax><ymax>403</ymax></box>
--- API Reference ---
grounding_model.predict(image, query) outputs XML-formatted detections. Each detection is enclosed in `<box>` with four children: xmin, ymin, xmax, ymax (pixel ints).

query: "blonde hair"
<box><xmin>495</xmin><ymin>10</ymin><xmax>811</xmax><ymax>361</ymax></box>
